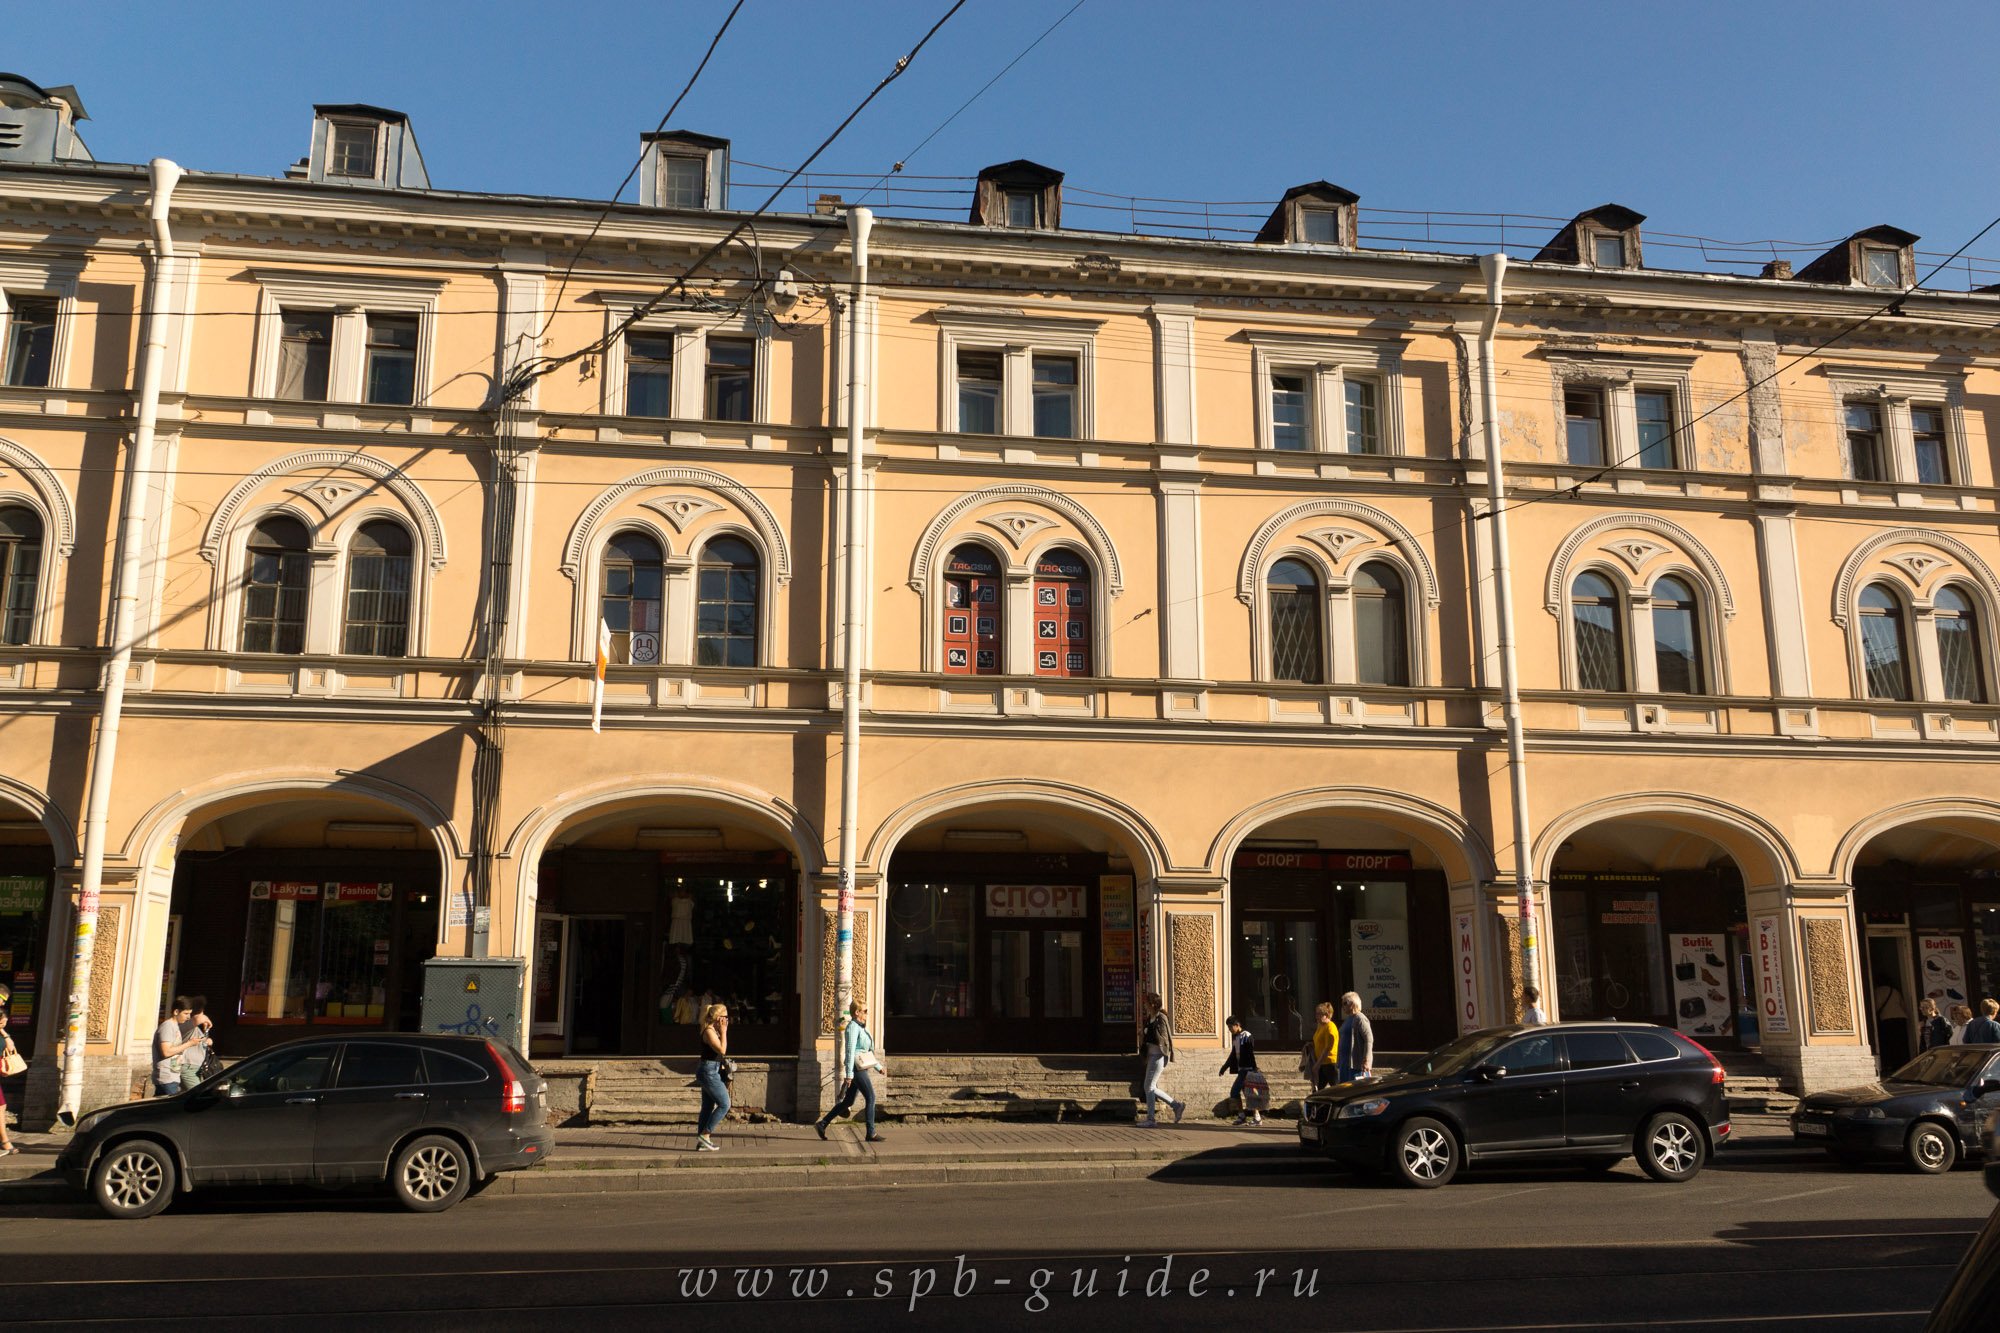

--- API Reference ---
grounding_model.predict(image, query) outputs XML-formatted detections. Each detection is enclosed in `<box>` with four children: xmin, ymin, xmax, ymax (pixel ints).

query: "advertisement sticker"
<box><xmin>1670</xmin><ymin>933</ymin><xmax>1730</xmax><ymax>1037</ymax></box>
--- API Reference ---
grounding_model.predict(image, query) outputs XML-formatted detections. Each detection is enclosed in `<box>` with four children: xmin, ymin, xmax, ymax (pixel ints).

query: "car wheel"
<box><xmin>1390</xmin><ymin>1117</ymin><xmax>1459</xmax><ymax>1188</ymax></box>
<box><xmin>391</xmin><ymin>1135</ymin><xmax>472</xmax><ymax>1213</ymax></box>
<box><xmin>1906</xmin><ymin>1121</ymin><xmax>1958</xmax><ymax>1175</ymax></box>
<box><xmin>90</xmin><ymin>1139</ymin><xmax>175</xmax><ymax>1219</ymax></box>
<box><xmin>1637</xmin><ymin>1112</ymin><xmax>1705</xmax><ymax>1182</ymax></box>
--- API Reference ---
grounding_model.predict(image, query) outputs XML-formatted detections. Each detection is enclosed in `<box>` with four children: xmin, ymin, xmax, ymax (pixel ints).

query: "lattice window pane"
<box><xmin>1573</xmin><ymin>603</ymin><xmax>1624</xmax><ymax>691</ymax></box>
<box><xmin>1269</xmin><ymin>589</ymin><xmax>1323</xmax><ymax>684</ymax></box>
<box><xmin>1860</xmin><ymin>611</ymin><xmax>1912</xmax><ymax>701</ymax></box>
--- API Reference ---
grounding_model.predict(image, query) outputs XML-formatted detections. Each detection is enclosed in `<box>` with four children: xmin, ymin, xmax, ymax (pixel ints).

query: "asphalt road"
<box><xmin>2</xmin><ymin>1151</ymin><xmax>1991</xmax><ymax>1331</ymax></box>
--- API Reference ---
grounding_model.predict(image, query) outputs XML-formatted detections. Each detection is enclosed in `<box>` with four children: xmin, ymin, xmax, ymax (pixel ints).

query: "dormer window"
<box><xmin>1256</xmin><ymin>182</ymin><xmax>1360</xmax><ymax>248</ymax></box>
<box><xmin>1534</xmin><ymin>204</ymin><xmax>1645</xmax><ymax>269</ymax></box>
<box><xmin>1862</xmin><ymin>244</ymin><xmax>1902</xmax><ymax>288</ymax></box>
<box><xmin>1004</xmin><ymin>190</ymin><xmax>1039</xmax><ymax>229</ymax></box>
<box><xmin>660</xmin><ymin>155</ymin><xmax>707</xmax><ymax>209</ymax></box>
<box><xmin>1300</xmin><ymin>208</ymin><xmax>1341</xmax><ymax>245</ymax></box>
<box><xmin>1797</xmin><ymin>225</ymin><xmax>1918</xmax><ymax>289</ymax></box>
<box><xmin>638</xmin><ymin>131</ymin><xmax>730</xmax><ymax>210</ymax></box>
<box><xmin>1592</xmin><ymin>233</ymin><xmax>1628</xmax><ymax>269</ymax></box>
<box><xmin>327</xmin><ymin>121</ymin><xmax>378</xmax><ymax>179</ymax></box>
<box><xmin>970</xmin><ymin>160</ymin><xmax>1064</xmax><ymax>229</ymax></box>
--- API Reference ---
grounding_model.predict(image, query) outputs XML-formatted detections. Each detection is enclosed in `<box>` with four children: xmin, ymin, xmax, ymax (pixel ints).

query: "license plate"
<box><xmin>1795</xmin><ymin>1121</ymin><xmax>1830</xmax><ymax>1137</ymax></box>
<box><xmin>1298</xmin><ymin>1123</ymin><xmax>1320</xmax><ymax>1144</ymax></box>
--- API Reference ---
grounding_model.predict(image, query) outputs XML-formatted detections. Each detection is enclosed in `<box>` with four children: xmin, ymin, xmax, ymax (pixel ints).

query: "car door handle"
<box><xmin>393</xmin><ymin>1092</ymin><xmax>426</xmax><ymax>1101</ymax></box>
<box><xmin>1534</xmin><ymin>1088</ymin><xmax>1559</xmax><ymax>1098</ymax></box>
<box><xmin>1619</xmin><ymin>1081</ymin><xmax>1642</xmax><ymax>1091</ymax></box>
<box><xmin>284</xmin><ymin>1096</ymin><xmax>319</xmax><ymax>1105</ymax></box>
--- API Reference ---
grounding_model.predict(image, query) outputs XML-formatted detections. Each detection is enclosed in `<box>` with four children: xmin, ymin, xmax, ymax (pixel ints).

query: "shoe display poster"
<box><xmin>1670</xmin><ymin>934</ymin><xmax>1730</xmax><ymax>1037</ymax></box>
<box><xmin>1918</xmin><ymin>934</ymin><xmax>1967</xmax><ymax>1013</ymax></box>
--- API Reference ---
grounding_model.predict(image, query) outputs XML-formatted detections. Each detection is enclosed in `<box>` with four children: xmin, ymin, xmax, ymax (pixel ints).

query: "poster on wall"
<box><xmin>1351</xmin><ymin>919</ymin><xmax>1413</xmax><ymax>1020</ymax></box>
<box><xmin>1670</xmin><ymin>933</ymin><xmax>1730</xmax><ymax>1037</ymax></box>
<box><xmin>1100</xmin><ymin>875</ymin><xmax>1136</xmax><ymax>1024</ymax></box>
<box><xmin>1917</xmin><ymin>934</ymin><xmax>1968</xmax><ymax>1014</ymax></box>
<box><xmin>0</xmin><ymin>876</ymin><xmax>47</xmax><ymax>913</ymax></box>
<box><xmin>1454</xmin><ymin>911</ymin><xmax>1479</xmax><ymax>1034</ymax></box>
<box><xmin>1753</xmin><ymin>914</ymin><xmax>1791</xmax><ymax>1035</ymax></box>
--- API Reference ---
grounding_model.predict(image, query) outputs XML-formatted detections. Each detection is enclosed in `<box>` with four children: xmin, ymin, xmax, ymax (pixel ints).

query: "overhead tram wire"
<box><xmin>496</xmin><ymin>0</ymin><xmax>970</xmax><ymax>407</ymax></box>
<box><xmin>1470</xmin><ymin>207</ymin><xmax>2000</xmax><ymax>526</ymax></box>
<box><xmin>851</xmin><ymin>0</ymin><xmax>1090</xmax><ymax>207</ymax></box>
<box><xmin>530</xmin><ymin>0</ymin><xmax>748</xmax><ymax>350</ymax></box>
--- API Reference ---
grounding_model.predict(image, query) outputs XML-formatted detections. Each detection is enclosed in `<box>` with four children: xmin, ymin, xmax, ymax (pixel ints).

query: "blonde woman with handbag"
<box><xmin>815</xmin><ymin>999</ymin><xmax>886</xmax><ymax>1143</ymax></box>
<box><xmin>0</xmin><ymin>984</ymin><xmax>22</xmax><ymax>1155</ymax></box>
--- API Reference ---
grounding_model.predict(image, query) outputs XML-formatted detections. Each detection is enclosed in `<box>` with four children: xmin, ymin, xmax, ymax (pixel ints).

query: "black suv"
<box><xmin>1300</xmin><ymin>1023</ymin><xmax>1730</xmax><ymax>1187</ymax></box>
<box><xmin>57</xmin><ymin>1033</ymin><xmax>553</xmax><ymax>1218</ymax></box>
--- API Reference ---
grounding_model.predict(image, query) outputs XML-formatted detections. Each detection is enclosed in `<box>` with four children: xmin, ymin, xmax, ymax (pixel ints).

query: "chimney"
<box><xmin>814</xmin><ymin>193</ymin><xmax>845</xmax><ymax>216</ymax></box>
<box><xmin>1759</xmin><ymin>259</ymin><xmax>1794</xmax><ymax>280</ymax></box>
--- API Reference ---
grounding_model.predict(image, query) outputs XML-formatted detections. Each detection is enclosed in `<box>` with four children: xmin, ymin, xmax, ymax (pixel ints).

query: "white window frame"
<box><xmin>1246</xmin><ymin>330</ymin><xmax>1408</xmax><ymax>455</ymax></box>
<box><xmin>1545</xmin><ymin>352</ymin><xmax>1697</xmax><ymax>471</ymax></box>
<box><xmin>932</xmin><ymin>306</ymin><xmax>1103</xmax><ymax>439</ymax></box>
<box><xmin>1553</xmin><ymin>560</ymin><xmax>1728</xmax><ymax>695</ymax></box>
<box><xmin>211</xmin><ymin>502</ymin><xmax>432</xmax><ymax>658</ymax></box>
<box><xmin>335</xmin><ymin>510</ymin><xmax>423</xmax><ymax>659</ymax></box>
<box><xmin>1826</xmin><ymin>365</ymin><xmax>1972</xmax><ymax>491</ymax></box>
<box><xmin>1840</xmin><ymin>569</ymin><xmax>2000</xmax><ymax>704</ymax></box>
<box><xmin>599</xmin><ymin>301</ymin><xmax>772</xmax><ymax>425</ymax></box>
<box><xmin>325</xmin><ymin>118</ymin><xmax>386</xmax><ymax>182</ymax></box>
<box><xmin>919</xmin><ymin>534</ymin><xmax>1110</xmax><ymax>677</ymax></box>
<box><xmin>572</xmin><ymin>519</ymin><xmax>778</xmax><ymax>669</ymax></box>
<box><xmin>250</xmin><ymin>270</ymin><xmax>442</xmax><ymax>407</ymax></box>
<box><xmin>1246</xmin><ymin>545</ymin><xmax>1427</xmax><ymax>688</ymax></box>
<box><xmin>0</xmin><ymin>256</ymin><xmax>84</xmax><ymax>393</ymax></box>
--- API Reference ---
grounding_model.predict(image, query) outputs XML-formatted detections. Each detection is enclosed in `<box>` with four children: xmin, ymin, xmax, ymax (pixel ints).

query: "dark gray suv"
<box><xmin>56</xmin><ymin>1033</ymin><xmax>553</xmax><ymax>1218</ymax></box>
<box><xmin>1299</xmin><ymin>1023</ymin><xmax>1731</xmax><ymax>1187</ymax></box>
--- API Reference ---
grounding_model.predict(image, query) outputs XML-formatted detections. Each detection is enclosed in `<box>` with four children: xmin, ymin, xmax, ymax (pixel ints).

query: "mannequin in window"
<box><xmin>659</xmin><ymin>943</ymin><xmax>692</xmax><ymax>1024</ymax></box>
<box><xmin>670</xmin><ymin>888</ymin><xmax>695</xmax><ymax>946</ymax></box>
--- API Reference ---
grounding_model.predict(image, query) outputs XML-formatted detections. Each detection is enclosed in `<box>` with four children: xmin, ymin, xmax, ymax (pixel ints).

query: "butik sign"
<box><xmin>1918</xmin><ymin>934</ymin><xmax>1967</xmax><ymax>1012</ymax></box>
<box><xmin>1752</xmin><ymin>915</ymin><xmax>1791</xmax><ymax>1035</ymax></box>
<box><xmin>985</xmin><ymin>884</ymin><xmax>1087</xmax><ymax>919</ymax></box>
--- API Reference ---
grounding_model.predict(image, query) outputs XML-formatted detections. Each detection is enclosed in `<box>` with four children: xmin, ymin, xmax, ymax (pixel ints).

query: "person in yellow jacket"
<box><xmin>1310</xmin><ymin>1000</ymin><xmax>1341</xmax><ymax>1090</ymax></box>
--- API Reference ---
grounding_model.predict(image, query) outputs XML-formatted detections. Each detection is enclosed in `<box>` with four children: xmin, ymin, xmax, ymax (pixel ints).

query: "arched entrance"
<box><xmin>0</xmin><ymin>794</ymin><xmax>60</xmax><ymax>1064</ymax></box>
<box><xmin>880</xmin><ymin>800</ymin><xmax>1151</xmax><ymax>1054</ymax></box>
<box><xmin>1545</xmin><ymin>815</ymin><xmax>1765</xmax><ymax>1048</ymax></box>
<box><xmin>1840</xmin><ymin>805</ymin><xmax>2000</xmax><ymax>1074</ymax></box>
<box><xmin>166</xmin><ymin>791</ymin><xmax>446</xmax><ymax>1057</ymax></box>
<box><xmin>529</xmin><ymin>798</ymin><xmax>800</xmax><ymax>1058</ymax></box>
<box><xmin>1222</xmin><ymin>808</ymin><xmax>1470</xmax><ymax>1055</ymax></box>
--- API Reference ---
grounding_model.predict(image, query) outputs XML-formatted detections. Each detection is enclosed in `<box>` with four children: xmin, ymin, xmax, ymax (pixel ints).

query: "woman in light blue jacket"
<box><xmin>815</xmin><ymin>999</ymin><xmax>886</xmax><ymax>1142</ymax></box>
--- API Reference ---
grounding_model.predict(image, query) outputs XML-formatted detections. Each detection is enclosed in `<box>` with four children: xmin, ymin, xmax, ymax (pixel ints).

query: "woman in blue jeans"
<box><xmin>695</xmin><ymin>1002</ymin><xmax>730</xmax><ymax>1152</ymax></box>
<box><xmin>814</xmin><ymin>999</ymin><xmax>886</xmax><ymax>1142</ymax></box>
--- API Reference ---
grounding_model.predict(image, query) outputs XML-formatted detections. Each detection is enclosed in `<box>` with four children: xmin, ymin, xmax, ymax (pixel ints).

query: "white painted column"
<box><xmin>1156</xmin><ymin>478</ymin><xmax>1205</xmax><ymax>680</ymax></box>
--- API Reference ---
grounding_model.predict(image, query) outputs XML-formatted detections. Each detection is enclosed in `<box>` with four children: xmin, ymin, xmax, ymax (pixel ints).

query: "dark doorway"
<box><xmin>567</xmin><ymin>917</ymin><xmax>627</xmax><ymax>1055</ymax></box>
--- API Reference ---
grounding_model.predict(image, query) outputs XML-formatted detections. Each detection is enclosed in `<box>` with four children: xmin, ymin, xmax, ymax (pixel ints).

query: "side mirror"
<box><xmin>1972</xmin><ymin>1079</ymin><xmax>2000</xmax><ymax>1099</ymax></box>
<box><xmin>1472</xmin><ymin>1064</ymin><xmax>1507</xmax><ymax>1083</ymax></box>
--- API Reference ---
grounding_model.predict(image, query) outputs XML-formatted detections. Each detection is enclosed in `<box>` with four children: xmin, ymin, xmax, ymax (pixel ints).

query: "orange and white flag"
<box><xmin>591</xmin><ymin>618</ymin><xmax>611</xmax><ymax>734</ymax></box>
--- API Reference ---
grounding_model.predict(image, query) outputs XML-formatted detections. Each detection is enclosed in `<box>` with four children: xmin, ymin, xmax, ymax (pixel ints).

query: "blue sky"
<box><xmin>14</xmin><ymin>1</ymin><xmax>2000</xmax><ymax>280</ymax></box>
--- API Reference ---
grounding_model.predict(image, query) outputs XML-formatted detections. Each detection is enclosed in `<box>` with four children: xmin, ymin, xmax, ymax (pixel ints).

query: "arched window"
<box><xmin>239</xmin><ymin>515</ymin><xmax>311</xmax><ymax>654</ymax></box>
<box><xmin>1571</xmin><ymin>571</ymin><xmax>1626</xmax><ymax>691</ymax></box>
<box><xmin>342</xmin><ymin>520</ymin><xmax>412</xmax><ymax>657</ymax></box>
<box><xmin>1935</xmin><ymin>585</ymin><xmax>1986</xmax><ymax>703</ymax></box>
<box><xmin>601</xmin><ymin>530</ymin><xmax>664</xmax><ymax>665</ymax></box>
<box><xmin>696</xmin><ymin>535</ymin><xmax>760</xmax><ymax>667</ymax></box>
<box><xmin>1858</xmin><ymin>582</ymin><xmax>1913</xmax><ymax>701</ymax></box>
<box><xmin>1352</xmin><ymin>560</ymin><xmax>1408</xmax><ymax>686</ymax></box>
<box><xmin>1033</xmin><ymin>546</ymin><xmax>1093</xmax><ymax>677</ymax></box>
<box><xmin>0</xmin><ymin>504</ymin><xmax>42</xmax><ymax>645</ymax></box>
<box><xmin>1649</xmin><ymin>575</ymin><xmax>1704</xmax><ymax>695</ymax></box>
<box><xmin>1268</xmin><ymin>558</ymin><xmax>1324</xmax><ymax>684</ymax></box>
<box><xmin>942</xmin><ymin>542</ymin><xmax>1001</xmax><ymax>675</ymax></box>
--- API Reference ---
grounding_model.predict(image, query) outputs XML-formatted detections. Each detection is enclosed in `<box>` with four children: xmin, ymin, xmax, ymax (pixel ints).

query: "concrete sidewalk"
<box><xmin>0</xmin><ymin>1113</ymin><xmax>1804</xmax><ymax>1201</ymax></box>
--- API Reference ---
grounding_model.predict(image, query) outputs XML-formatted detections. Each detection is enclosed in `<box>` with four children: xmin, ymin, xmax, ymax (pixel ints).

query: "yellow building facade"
<box><xmin>3</xmin><ymin>84</ymin><xmax>1997</xmax><ymax>1120</ymax></box>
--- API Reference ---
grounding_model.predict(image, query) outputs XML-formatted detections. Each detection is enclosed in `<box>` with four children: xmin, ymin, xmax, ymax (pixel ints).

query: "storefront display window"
<box><xmin>317</xmin><ymin>882</ymin><xmax>395</xmax><ymax>1021</ymax></box>
<box><xmin>0</xmin><ymin>873</ymin><xmax>49</xmax><ymax>1054</ymax></box>
<box><xmin>1550</xmin><ymin>870</ymin><xmax>1745</xmax><ymax>1040</ymax></box>
<box><xmin>1346</xmin><ymin>881</ymin><xmax>1412</xmax><ymax>1021</ymax></box>
<box><xmin>887</xmin><ymin>882</ymin><xmax>975</xmax><ymax>1019</ymax></box>
<box><xmin>660</xmin><ymin>869</ymin><xmax>794</xmax><ymax>1035</ymax></box>
<box><xmin>240</xmin><ymin>881</ymin><xmax>323</xmax><ymax>1022</ymax></box>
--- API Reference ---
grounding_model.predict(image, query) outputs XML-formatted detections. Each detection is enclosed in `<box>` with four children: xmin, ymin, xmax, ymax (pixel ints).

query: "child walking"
<box><xmin>1220</xmin><ymin>1014</ymin><xmax>1261</xmax><ymax>1126</ymax></box>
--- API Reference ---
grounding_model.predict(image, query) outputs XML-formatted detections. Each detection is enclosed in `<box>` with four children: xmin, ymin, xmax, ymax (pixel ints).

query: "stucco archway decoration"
<box><xmin>1544</xmin><ymin>513</ymin><xmax>1735</xmax><ymax>619</ymax></box>
<box><xmin>1206</xmin><ymin>786</ymin><xmax>1495</xmax><ymax>887</ymax></box>
<box><xmin>864</xmin><ymin>779</ymin><xmax>1172</xmax><ymax>882</ymax></box>
<box><xmin>1828</xmin><ymin>797</ymin><xmax>2000</xmax><ymax>885</ymax></box>
<box><xmin>124</xmin><ymin>768</ymin><xmax>468</xmax><ymax>873</ymax></box>
<box><xmin>1831</xmin><ymin>529</ymin><xmax>2000</xmax><ymax>628</ymax></box>
<box><xmin>200</xmin><ymin>450</ymin><xmax>448</xmax><ymax>570</ymax></box>
<box><xmin>0</xmin><ymin>774</ymin><xmax>80</xmax><ymax>865</ymax></box>
<box><xmin>501</xmin><ymin>776</ymin><xmax>822</xmax><ymax>871</ymax></box>
<box><xmin>562</xmin><ymin>466</ymin><xmax>791</xmax><ymax>583</ymax></box>
<box><xmin>0</xmin><ymin>434</ymin><xmax>77</xmax><ymax>557</ymax></box>
<box><xmin>1237</xmin><ymin>499</ymin><xmax>1439</xmax><ymax>607</ymax></box>
<box><xmin>910</xmin><ymin>485</ymin><xmax>1125</xmax><ymax>597</ymax></box>
<box><xmin>1532</xmin><ymin>792</ymin><xmax>1802</xmax><ymax>890</ymax></box>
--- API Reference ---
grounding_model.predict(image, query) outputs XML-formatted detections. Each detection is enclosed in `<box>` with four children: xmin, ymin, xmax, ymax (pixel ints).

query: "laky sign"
<box><xmin>986</xmin><ymin>884</ymin><xmax>1087</xmax><ymax>919</ymax></box>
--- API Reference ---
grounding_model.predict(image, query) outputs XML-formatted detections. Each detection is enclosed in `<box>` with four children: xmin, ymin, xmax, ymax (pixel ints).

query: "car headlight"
<box><xmin>1339</xmin><ymin>1098</ymin><xmax>1391</xmax><ymax>1119</ymax></box>
<box><xmin>74</xmin><ymin>1110</ymin><xmax>109</xmax><ymax>1134</ymax></box>
<box><xmin>1841</xmin><ymin>1107</ymin><xmax>1886</xmax><ymax>1121</ymax></box>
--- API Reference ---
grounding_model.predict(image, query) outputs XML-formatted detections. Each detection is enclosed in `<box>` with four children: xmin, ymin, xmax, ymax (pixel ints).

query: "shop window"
<box><xmin>1033</xmin><ymin>546</ymin><xmax>1092</xmax><ymax>678</ymax></box>
<box><xmin>1649</xmin><ymin>575</ymin><xmax>1705</xmax><ymax>695</ymax></box>
<box><xmin>886</xmin><ymin>881</ymin><xmax>975</xmax><ymax>1020</ymax></box>
<box><xmin>657</xmin><ymin>868</ymin><xmax>796</xmax><ymax>1043</ymax></box>
<box><xmin>1935</xmin><ymin>585</ymin><xmax>1987</xmax><ymax>703</ymax></box>
<box><xmin>941</xmin><ymin>543</ymin><xmax>1002</xmax><ymax>675</ymax></box>
<box><xmin>600</xmin><ymin>530</ymin><xmax>664</xmax><ymax>666</ymax></box>
<box><xmin>1859</xmin><ymin>582</ymin><xmax>1913</xmax><ymax>701</ymax></box>
<box><xmin>1352</xmin><ymin>560</ymin><xmax>1408</xmax><ymax>686</ymax></box>
<box><xmin>624</xmin><ymin>331</ymin><xmax>675</xmax><ymax>418</ymax></box>
<box><xmin>0</xmin><ymin>873</ymin><xmax>49</xmax><ymax>1055</ymax></box>
<box><xmin>1269</xmin><ymin>558</ymin><xmax>1325</xmax><ymax>684</ymax></box>
<box><xmin>4</xmin><ymin>296</ymin><xmax>58</xmax><ymax>388</ymax></box>
<box><xmin>239</xmin><ymin>880</ymin><xmax>400</xmax><ymax>1024</ymax></box>
<box><xmin>704</xmin><ymin>337</ymin><xmax>755</xmax><ymax>422</ymax></box>
<box><xmin>695</xmin><ymin>535</ymin><xmax>759</xmax><ymax>667</ymax></box>
<box><xmin>239</xmin><ymin>515</ymin><xmax>312</xmax><ymax>655</ymax></box>
<box><xmin>341</xmin><ymin>520</ymin><xmax>412</xmax><ymax>657</ymax></box>
<box><xmin>0</xmin><ymin>504</ymin><xmax>41</xmax><ymax>645</ymax></box>
<box><xmin>276</xmin><ymin>310</ymin><xmax>334</xmax><ymax>402</ymax></box>
<box><xmin>1570</xmin><ymin>570</ymin><xmax>1626</xmax><ymax>691</ymax></box>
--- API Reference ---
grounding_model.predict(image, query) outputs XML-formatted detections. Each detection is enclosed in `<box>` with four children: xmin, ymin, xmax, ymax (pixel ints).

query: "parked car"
<box><xmin>1298</xmin><ymin>1023</ymin><xmax>1730</xmax><ymax>1188</ymax></box>
<box><xmin>56</xmin><ymin>1033</ymin><xmax>553</xmax><ymax>1218</ymax></box>
<box><xmin>1790</xmin><ymin>1044</ymin><xmax>2000</xmax><ymax>1174</ymax></box>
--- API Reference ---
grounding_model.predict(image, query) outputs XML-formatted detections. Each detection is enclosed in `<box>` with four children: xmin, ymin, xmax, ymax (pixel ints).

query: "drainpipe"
<box><xmin>1476</xmin><ymin>252</ymin><xmax>1542</xmax><ymax>1019</ymax></box>
<box><xmin>833</xmin><ymin>207</ymin><xmax>874</xmax><ymax>1043</ymax></box>
<box><xmin>60</xmin><ymin>158</ymin><xmax>183</xmax><ymax>1121</ymax></box>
